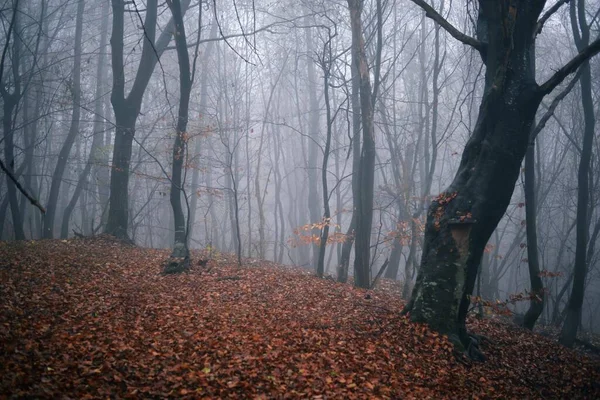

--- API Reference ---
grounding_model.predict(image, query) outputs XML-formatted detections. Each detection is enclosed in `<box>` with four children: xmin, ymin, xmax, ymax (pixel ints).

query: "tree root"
<box><xmin>162</xmin><ymin>242</ymin><xmax>190</xmax><ymax>274</ymax></box>
<box><xmin>162</xmin><ymin>256</ymin><xmax>190</xmax><ymax>275</ymax></box>
<box><xmin>466</xmin><ymin>334</ymin><xmax>486</xmax><ymax>362</ymax></box>
<box><xmin>449</xmin><ymin>330</ymin><xmax>488</xmax><ymax>362</ymax></box>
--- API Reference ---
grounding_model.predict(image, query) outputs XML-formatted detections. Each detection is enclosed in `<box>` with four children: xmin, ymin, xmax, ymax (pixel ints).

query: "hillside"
<box><xmin>1</xmin><ymin>237</ymin><xmax>598</xmax><ymax>399</ymax></box>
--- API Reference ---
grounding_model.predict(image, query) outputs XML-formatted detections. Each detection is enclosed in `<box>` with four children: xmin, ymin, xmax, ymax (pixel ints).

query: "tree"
<box><xmin>522</xmin><ymin>140</ymin><xmax>544</xmax><ymax>329</ymax></box>
<box><xmin>162</xmin><ymin>0</ymin><xmax>197</xmax><ymax>273</ymax></box>
<box><xmin>1</xmin><ymin>0</ymin><xmax>26</xmax><ymax>240</ymax></box>
<box><xmin>560</xmin><ymin>0</ymin><xmax>596</xmax><ymax>348</ymax></box>
<box><xmin>347</xmin><ymin>0</ymin><xmax>379</xmax><ymax>289</ymax></box>
<box><xmin>61</xmin><ymin>0</ymin><xmax>110</xmax><ymax>238</ymax></box>
<box><xmin>43</xmin><ymin>0</ymin><xmax>85</xmax><ymax>239</ymax></box>
<box><xmin>403</xmin><ymin>0</ymin><xmax>600</xmax><ymax>357</ymax></box>
<box><xmin>316</xmin><ymin>28</ymin><xmax>336</xmax><ymax>278</ymax></box>
<box><xmin>305</xmin><ymin>19</ymin><xmax>322</xmax><ymax>270</ymax></box>
<box><xmin>336</xmin><ymin>26</ymin><xmax>361</xmax><ymax>284</ymax></box>
<box><xmin>105</xmin><ymin>0</ymin><xmax>190</xmax><ymax>239</ymax></box>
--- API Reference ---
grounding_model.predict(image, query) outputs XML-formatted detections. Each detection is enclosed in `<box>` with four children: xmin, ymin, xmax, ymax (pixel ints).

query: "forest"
<box><xmin>1</xmin><ymin>0</ymin><xmax>600</xmax><ymax>398</ymax></box>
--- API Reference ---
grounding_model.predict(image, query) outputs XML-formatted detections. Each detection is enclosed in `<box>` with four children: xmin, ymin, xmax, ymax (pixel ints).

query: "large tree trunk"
<box><xmin>560</xmin><ymin>0</ymin><xmax>595</xmax><ymax>348</ymax></box>
<box><xmin>403</xmin><ymin>1</ymin><xmax>546</xmax><ymax>354</ymax></box>
<box><xmin>404</xmin><ymin>0</ymin><xmax>600</xmax><ymax>356</ymax></box>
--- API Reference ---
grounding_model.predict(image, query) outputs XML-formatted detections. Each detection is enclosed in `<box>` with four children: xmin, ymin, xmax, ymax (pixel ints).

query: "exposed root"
<box><xmin>162</xmin><ymin>242</ymin><xmax>190</xmax><ymax>274</ymax></box>
<box><xmin>162</xmin><ymin>256</ymin><xmax>190</xmax><ymax>275</ymax></box>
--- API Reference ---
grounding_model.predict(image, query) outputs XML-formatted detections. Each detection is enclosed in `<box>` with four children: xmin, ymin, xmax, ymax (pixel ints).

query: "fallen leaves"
<box><xmin>0</xmin><ymin>236</ymin><xmax>598</xmax><ymax>399</ymax></box>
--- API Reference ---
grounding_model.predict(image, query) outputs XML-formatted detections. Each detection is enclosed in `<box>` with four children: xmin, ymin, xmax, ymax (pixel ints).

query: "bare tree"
<box><xmin>105</xmin><ymin>0</ymin><xmax>190</xmax><ymax>239</ymax></box>
<box><xmin>43</xmin><ymin>0</ymin><xmax>85</xmax><ymax>239</ymax></box>
<box><xmin>560</xmin><ymin>0</ymin><xmax>597</xmax><ymax>347</ymax></box>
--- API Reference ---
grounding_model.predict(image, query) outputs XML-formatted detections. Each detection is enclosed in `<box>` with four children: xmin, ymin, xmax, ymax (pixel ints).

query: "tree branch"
<box><xmin>534</xmin><ymin>0</ymin><xmax>570</xmax><ymax>38</ymax></box>
<box><xmin>164</xmin><ymin>13</ymin><xmax>314</xmax><ymax>51</ymax></box>
<box><xmin>531</xmin><ymin>67</ymin><xmax>582</xmax><ymax>142</ymax></box>
<box><xmin>408</xmin><ymin>0</ymin><xmax>484</xmax><ymax>52</ymax></box>
<box><xmin>0</xmin><ymin>158</ymin><xmax>45</xmax><ymax>214</ymax></box>
<box><xmin>538</xmin><ymin>37</ymin><xmax>600</xmax><ymax>95</ymax></box>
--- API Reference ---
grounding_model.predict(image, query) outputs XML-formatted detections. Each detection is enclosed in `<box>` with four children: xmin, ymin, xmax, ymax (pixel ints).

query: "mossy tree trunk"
<box><xmin>404</xmin><ymin>0</ymin><xmax>600</xmax><ymax>356</ymax></box>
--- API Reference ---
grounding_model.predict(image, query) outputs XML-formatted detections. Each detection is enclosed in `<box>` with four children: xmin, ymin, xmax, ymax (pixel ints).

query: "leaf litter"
<box><xmin>0</xmin><ymin>236</ymin><xmax>598</xmax><ymax>399</ymax></box>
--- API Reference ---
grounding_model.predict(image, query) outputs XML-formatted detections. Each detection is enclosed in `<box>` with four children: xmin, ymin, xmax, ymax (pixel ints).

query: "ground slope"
<box><xmin>0</xmin><ymin>237</ymin><xmax>598</xmax><ymax>399</ymax></box>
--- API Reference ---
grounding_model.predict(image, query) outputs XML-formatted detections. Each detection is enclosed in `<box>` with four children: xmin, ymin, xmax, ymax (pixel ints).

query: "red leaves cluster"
<box><xmin>1</xmin><ymin>237</ymin><xmax>598</xmax><ymax>399</ymax></box>
<box><xmin>433</xmin><ymin>191</ymin><xmax>458</xmax><ymax>231</ymax></box>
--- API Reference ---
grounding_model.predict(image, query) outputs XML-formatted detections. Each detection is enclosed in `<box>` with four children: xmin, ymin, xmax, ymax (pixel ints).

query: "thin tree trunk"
<box><xmin>336</xmin><ymin>37</ymin><xmax>361</xmax><ymax>283</ymax></box>
<box><xmin>43</xmin><ymin>0</ymin><xmax>85</xmax><ymax>239</ymax></box>
<box><xmin>189</xmin><ymin>19</ymin><xmax>217</xmax><ymax>243</ymax></box>
<box><xmin>317</xmin><ymin>41</ymin><xmax>333</xmax><ymax>278</ymax></box>
<box><xmin>522</xmin><ymin>141</ymin><xmax>544</xmax><ymax>329</ymax></box>
<box><xmin>349</xmin><ymin>0</ymin><xmax>377</xmax><ymax>289</ymax></box>
<box><xmin>61</xmin><ymin>0</ymin><xmax>108</xmax><ymax>238</ymax></box>
<box><xmin>305</xmin><ymin>21</ymin><xmax>321</xmax><ymax>269</ymax></box>
<box><xmin>167</xmin><ymin>0</ymin><xmax>192</xmax><ymax>261</ymax></box>
<box><xmin>1</xmin><ymin>1</ymin><xmax>25</xmax><ymax>240</ymax></box>
<box><xmin>560</xmin><ymin>0</ymin><xmax>595</xmax><ymax>347</ymax></box>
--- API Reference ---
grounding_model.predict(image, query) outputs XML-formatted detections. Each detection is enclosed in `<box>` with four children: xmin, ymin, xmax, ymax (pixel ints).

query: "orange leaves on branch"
<box><xmin>288</xmin><ymin>217</ymin><xmax>345</xmax><ymax>248</ymax></box>
<box><xmin>538</xmin><ymin>270</ymin><xmax>563</xmax><ymax>278</ymax></box>
<box><xmin>432</xmin><ymin>191</ymin><xmax>458</xmax><ymax>231</ymax></box>
<box><xmin>385</xmin><ymin>217</ymin><xmax>425</xmax><ymax>246</ymax></box>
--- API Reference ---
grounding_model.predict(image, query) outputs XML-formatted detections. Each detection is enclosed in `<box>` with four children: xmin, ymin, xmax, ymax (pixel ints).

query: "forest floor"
<box><xmin>1</xmin><ymin>236</ymin><xmax>599</xmax><ymax>399</ymax></box>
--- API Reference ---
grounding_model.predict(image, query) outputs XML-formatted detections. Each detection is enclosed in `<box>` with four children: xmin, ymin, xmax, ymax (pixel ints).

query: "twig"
<box><xmin>370</xmin><ymin>258</ymin><xmax>389</xmax><ymax>289</ymax></box>
<box><xmin>0</xmin><ymin>158</ymin><xmax>45</xmax><ymax>214</ymax></box>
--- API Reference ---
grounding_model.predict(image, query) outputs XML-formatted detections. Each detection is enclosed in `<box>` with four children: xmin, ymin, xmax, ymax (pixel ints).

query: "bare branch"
<box><xmin>531</xmin><ymin>67</ymin><xmax>582</xmax><ymax>142</ymax></box>
<box><xmin>407</xmin><ymin>0</ymin><xmax>484</xmax><ymax>52</ymax></box>
<box><xmin>535</xmin><ymin>0</ymin><xmax>570</xmax><ymax>38</ymax></box>
<box><xmin>0</xmin><ymin>158</ymin><xmax>45</xmax><ymax>214</ymax></box>
<box><xmin>538</xmin><ymin>37</ymin><xmax>600</xmax><ymax>96</ymax></box>
<box><xmin>165</xmin><ymin>13</ymin><xmax>315</xmax><ymax>50</ymax></box>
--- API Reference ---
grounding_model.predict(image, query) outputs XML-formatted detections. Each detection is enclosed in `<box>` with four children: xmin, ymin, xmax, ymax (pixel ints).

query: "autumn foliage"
<box><xmin>1</xmin><ymin>237</ymin><xmax>598</xmax><ymax>398</ymax></box>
